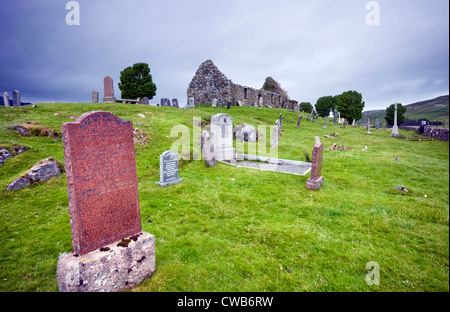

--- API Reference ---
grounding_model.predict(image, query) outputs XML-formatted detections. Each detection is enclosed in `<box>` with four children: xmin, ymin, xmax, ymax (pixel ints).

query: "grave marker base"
<box><xmin>155</xmin><ymin>177</ymin><xmax>183</xmax><ymax>187</ymax></box>
<box><xmin>57</xmin><ymin>232</ymin><xmax>155</xmax><ymax>292</ymax></box>
<box><xmin>305</xmin><ymin>176</ymin><xmax>324</xmax><ymax>191</ymax></box>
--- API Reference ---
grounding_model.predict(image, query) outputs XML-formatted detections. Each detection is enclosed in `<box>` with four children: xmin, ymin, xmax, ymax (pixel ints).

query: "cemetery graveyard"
<box><xmin>0</xmin><ymin>103</ymin><xmax>448</xmax><ymax>292</ymax></box>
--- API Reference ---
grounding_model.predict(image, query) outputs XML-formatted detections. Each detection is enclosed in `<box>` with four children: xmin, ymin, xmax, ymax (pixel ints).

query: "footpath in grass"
<box><xmin>0</xmin><ymin>103</ymin><xmax>448</xmax><ymax>292</ymax></box>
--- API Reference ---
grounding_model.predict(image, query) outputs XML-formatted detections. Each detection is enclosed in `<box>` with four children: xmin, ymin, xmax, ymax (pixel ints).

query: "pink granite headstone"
<box><xmin>306</xmin><ymin>137</ymin><xmax>324</xmax><ymax>190</ymax></box>
<box><xmin>61</xmin><ymin>111</ymin><xmax>142</xmax><ymax>255</ymax></box>
<box><xmin>103</xmin><ymin>76</ymin><xmax>116</xmax><ymax>102</ymax></box>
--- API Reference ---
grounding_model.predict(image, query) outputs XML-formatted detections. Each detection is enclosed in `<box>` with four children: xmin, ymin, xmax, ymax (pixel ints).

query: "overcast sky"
<box><xmin>1</xmin><ymin>0</ymin><xmax>448</xmax><ymax>110</ymax></box>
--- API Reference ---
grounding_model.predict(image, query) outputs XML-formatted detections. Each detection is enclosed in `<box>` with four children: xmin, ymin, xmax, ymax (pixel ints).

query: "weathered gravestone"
<box><xmin>210</xmin><ymin>113</ymin><xmax>236</xmax><ymax>164</ymax></box>
<box><xmin>212</xmin><ymin>98</ymin><xmax>217</xmax><ymax>107</ymax></box>
<box><xmin>141</xmin><ymin>97</ymin><xmax>149</xmax><ymax>105</ymax></box>
<box><xmin>102</xmin><ymin>76</ymin><xmax>116</xmax><ymax>102</ymax></box>
<box><xmin>323</xmin><ymin>116</ymin><xmax>327</xmax><ymax>129</ymax></box>
<box><xmin>201</xmin><ymin>130</ymin><xmax>217</xmax><ymax>167</ymax></box>
<box><xmin>156</xmin><ymin>150</ymin><xmax>183</xmax><ymax>186</ymax></box>
<box><xmin>57</xmin><ymin>111</ymin><xmax>155</xmax><ymax>292</ymax></box>
<box><xmin>188</xmin><ymin>97</ymin><xmax>195</xmax><ymax>108</ymax></box>
<box><xmin>271</xmin><ymin>119</ymin><xmax>281</xmax><ymax>148</ymax></box>
<box><xmin>305</xmin><ymin>136</ymin><xmax>324</xmax><ymax>190</ymax></box>
<box><xmin>92</xmin><ymin>90</ymin><xmax>99</xmax><ymax>103</ymax></box>
<box><xmin>3</xmin><ymin>92</ymin><xmax>10</xmax><ymax>107</ymax></box>
<box><xmin>12</xmin><ymin>90</ymin><xmax>20</xmax><ymax>107</ymax></box>
<box><xmin>172</xmin><ymin>98</ymin><xmax>179</xmax><ymax>108</ymax></box>
<box><xmin>367</xmin><ymin>115</ymin><xmax>372</xmax><ymax>134</ymax></box>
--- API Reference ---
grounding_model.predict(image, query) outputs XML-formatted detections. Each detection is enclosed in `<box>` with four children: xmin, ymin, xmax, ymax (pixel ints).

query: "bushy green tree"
<box><xmin>299</xmin><ymin>102</ymin><xmax>313</xmax><ymax>114</ymax></box>
<box><xmin>385</xmin><ymin>103</ymin><xmax>407</xmax><ymax>126</ymax></box>
<box><xmin>118</xmin><ymin>63</ymin><xmax>157</xmax><ymax>99</ymax></box>
<box><xmin>315</xmin><ymin>96</ymin><xmax>334</xmax><ymax>117</ymax></box>
<box><xmin>336</xmin><ymin>90</ymin><xmax>365</xmax><ymax>123</ymax></box>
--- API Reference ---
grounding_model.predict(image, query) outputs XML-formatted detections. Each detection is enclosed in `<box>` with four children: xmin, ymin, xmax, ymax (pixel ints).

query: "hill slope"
<box><xmin>361</xmin><ymin>95</ymin><xmax>449</xmax><ymax>126</ymax></box>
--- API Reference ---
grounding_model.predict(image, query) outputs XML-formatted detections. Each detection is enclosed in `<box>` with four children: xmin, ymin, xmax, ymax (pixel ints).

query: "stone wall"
<box><xmin>187</xmin><ymin>60</ymin><xmax>298</xmax><ymax>109</ymax></box>
<box><xmin>187</xmin><ymin>60</ymin><xmax>231</xmax><ymax>106</ymax></box>
<box><xmin>422</xmin><ymin>126</ymin><xmax>449</xmax><ymax>141</ymax></box>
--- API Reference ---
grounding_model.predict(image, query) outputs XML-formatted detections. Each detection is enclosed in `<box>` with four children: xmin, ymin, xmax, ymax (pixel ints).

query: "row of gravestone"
<box><xmin>2</xmin><ymin>90</ymin><xmax>31</xmax><ymax>107</ymax></box>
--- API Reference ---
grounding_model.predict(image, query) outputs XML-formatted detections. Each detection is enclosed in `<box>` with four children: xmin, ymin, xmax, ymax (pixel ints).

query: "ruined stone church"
<box><xmin>187</xmin><ymin>60</ymin><xmax>298</xmax><ymax>110</ymax></box>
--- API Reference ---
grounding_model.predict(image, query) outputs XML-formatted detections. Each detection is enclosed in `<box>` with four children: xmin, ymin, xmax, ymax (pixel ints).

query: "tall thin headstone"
<box><xmin>58</xmin><ymin>111</ymin><xmax>155</xmax><ymax>292</ymax></box>
<box><xmin>279</xmin><ymin>113</ymin><xmax>283</xmax><ymax>130</ymax></box>
<box><xmin>102</xmin><ymin>76</ymin><xmax>116</xmax><ymax>102</ymax></box>
<box><xmin>12</xmin><ymin>90</ymin><xmax>20</xmax><ymax>107</ymax></box>
<box><xmin>92</xmin><ymin>90</ymin><xmax>99</xmax><ymax>103</ymax></box>
<box><xmin>296</xmin><ymin>116</ymin><xmax>302</xmax><ymax>129</ymax></box>
<box><xmin>271</xmin><ymin>119</ymin><xmax>281</xmax><ymax>148</ymax></box>
<box><xmin>391</xmin><ymin>103</ymin><xmax>399</xmax><ymax>137</ymax></box>
<box><xmin>367</xmin><ymin>115</ymin><xmax>372</xmax><ymax>134</ymax></box>
<box><xmin>310</xmin><ymin>109</ymin><xmax>314</xmax><ymax>122</ymax></box>
<box><xmin>352</xmin><ymin>119</ymin><xmax>356</xmax><ymax>127</ymax></box>
<box><xmin>3</xmin><ymin>92</ymin><xmax>10</xmax><ymax>107</ymax></box>
<box><xmin>306</xmin><ymin>136</ymin><xmax>324</xmax><ymax>191</ymax></box>
<box><xmin>323</xmin><ymin>116</ymin><xmax>327</xmax><ymax>129</ymax></box>
<box><xmin>201</xmin><ymin>130</ymin><xmax>217</xmax><ymax>167</ymax></box>
<box><xmin>212</xmin><ymin>98</ymin><xmax>218</xmax><ymax>107</ymax></box>
<box><xmin>156</xmin><ymin>150</ymin><xmax>183</xmax><ymax>186</ymax></box>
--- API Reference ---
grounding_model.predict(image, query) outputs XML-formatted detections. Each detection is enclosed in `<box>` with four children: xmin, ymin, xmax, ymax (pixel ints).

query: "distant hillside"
<box><xmin>403</xmin><ymin>95</ymin><xmax>448</xmax><ymax>122</ymax></box>
<box><xmin>360</xmin><ymin>95</ymin><xmax>449</xmax><ymax>126</ymax></box>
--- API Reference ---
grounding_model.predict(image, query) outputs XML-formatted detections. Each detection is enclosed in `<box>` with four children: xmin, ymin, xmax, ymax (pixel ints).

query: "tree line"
<box><xmin>299</xmin><ymin>92</ymin><xmax>406</xmax><ymax>126</ymax></box>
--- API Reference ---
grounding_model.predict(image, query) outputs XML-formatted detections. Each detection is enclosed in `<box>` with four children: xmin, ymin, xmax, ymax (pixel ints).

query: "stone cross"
<box><xmin>391</xmin><ymin>103</ymin><xmax>399</xmax><ymax>137</ymax></box>
<box><xmin>3</xmin><ymin>92</ymin><xmax>10</xmax><ymax>107</ymax></box>
<box><xmin>210</xmin><ymin>113</ymin><xmax>235</xmax><ymax>164</ymax></box>
<box><xmin>12</xmin><ymin>90</ymin><xmax>20</xmax><ymax>107</ymax></box>
<box><xmin>296</xmin><ymin>116</ymin><xmax>302</xmax><ymax>129</ymax></box>
<box><xmin>306</xmin><ymin>136</ymin><xmax>324</xmax><ymax>190</ymax></box>
<box><xmin>92</xmin><ymin>90</ymin><xmax>99</xmax><ymax>103</ymax></box>
<box><xmin>102</xmin><ymin>76</ymin><xmax>116</xmax><ymax>102</ymax></box>
<box><xmin>156</xmin><ymin>150</ymin><xmax>183</xmax><ymax>187</ymax></box>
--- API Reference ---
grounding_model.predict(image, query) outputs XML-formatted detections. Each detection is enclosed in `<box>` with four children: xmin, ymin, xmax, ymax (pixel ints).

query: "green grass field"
<box><xmin>0</xmin><ymin>103</ymin><xmax>448</xmax><ymax>292</ymax></box>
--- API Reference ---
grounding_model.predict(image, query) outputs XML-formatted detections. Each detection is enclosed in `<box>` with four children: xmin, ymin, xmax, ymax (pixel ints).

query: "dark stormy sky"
<box><xmin>0</xmin><ymin>0</ymin><xmax>448</xmax><ymax>109</ymax></box>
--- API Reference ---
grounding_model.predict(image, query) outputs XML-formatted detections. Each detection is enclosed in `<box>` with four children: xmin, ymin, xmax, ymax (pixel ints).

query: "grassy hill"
<box><xmin>361</xmin><ymin>95</ymin><xmax>449</xmax><ymax>127</ymax></box>
<box><xmin>0</xmin><ymin>103</ymin><xmax>448</xmax><ymax>292</ymax></box>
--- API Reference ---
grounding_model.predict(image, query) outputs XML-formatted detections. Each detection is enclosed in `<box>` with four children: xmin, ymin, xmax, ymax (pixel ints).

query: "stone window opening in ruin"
<box><xmin>271</xmin><ymin>94</ymin><xmax>274</xmax><ymax>104</ymax></box>
<box><xmin>244</xmin><ymin>88</ymin><xmax>248</xmax><ymax>99</ymax></box>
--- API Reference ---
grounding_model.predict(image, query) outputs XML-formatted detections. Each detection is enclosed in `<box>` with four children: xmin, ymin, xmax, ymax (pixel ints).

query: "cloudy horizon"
<box><xmin>0</xmin><ymin>0</ymin><xmax>448</xmax><ymax>110</ymax></box>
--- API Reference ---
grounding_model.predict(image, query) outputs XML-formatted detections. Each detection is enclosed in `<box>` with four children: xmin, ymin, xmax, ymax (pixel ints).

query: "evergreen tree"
<box><xmin>118</xmin><ymin>63</ymin><xmax>157</xmax><ymax>99</ymax></box>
